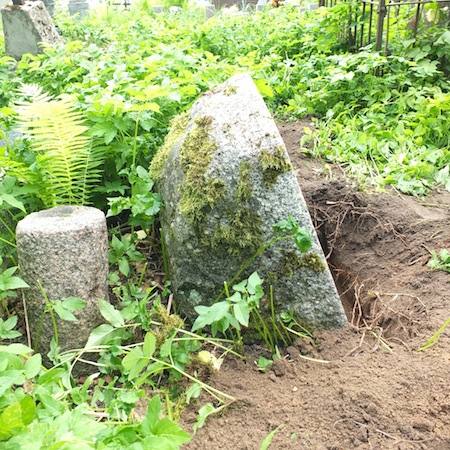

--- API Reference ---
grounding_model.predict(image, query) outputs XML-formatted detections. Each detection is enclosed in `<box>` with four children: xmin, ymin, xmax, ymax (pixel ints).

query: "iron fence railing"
<box><xmin>319</xmin><ymin>0</ymin><xmax>450</xmax><ymax>53</ymax></box>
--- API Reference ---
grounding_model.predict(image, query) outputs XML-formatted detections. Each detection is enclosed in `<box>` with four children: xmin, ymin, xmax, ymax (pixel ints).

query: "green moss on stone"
<box><xmin>179</xmin><ymin>116</ymin><xmax>225</xmax><ymax>223</ymax></box>
<box><xmin>206</xmin><ymin>161</ymin><xmax>262</xmax><ymax>256</ymax></box>
<box><xmin>149</xmin><ymin>112</ymin><xmax>189</xmax><ymax>183</ymax></box>
<box><xmin>224</xmin><ymin>85</ymin><xmax>238</xmax><ymax>95</ymax></box>
<box><xmin>236</xmin><ymin>162</ymin><xmax>253</xmax><ymax>202</ymax></box>
<box><xmin>152</xmin><ymin>112</ymin><xmax>263</xmax><ymax>258</ymax></box>
<box><xmin>259</xmin><ymin>146</ymin><xmax>292</xmax><ymax>188</ymax></box>
<box><xmin>281</xmin><ymin>250</ymin><xmax>326</xmax><ymax>277</ymax></box>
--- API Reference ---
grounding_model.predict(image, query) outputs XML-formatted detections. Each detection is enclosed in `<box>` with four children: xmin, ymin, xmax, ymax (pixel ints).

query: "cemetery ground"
<box><xmin>181</xmin><ymin>121</ymin><xmax>450</xmax><ymax>450</ymax></box>
<box><xmin>1</xmin><ymin>5</ymin><xmax>450</xmax><ymax>449</ymax></box>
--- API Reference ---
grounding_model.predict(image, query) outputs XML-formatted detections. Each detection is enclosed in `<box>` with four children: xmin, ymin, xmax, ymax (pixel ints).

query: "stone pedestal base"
<box><xmin>17</xmin><ymin>206</ymin><xmax>108</xmax><ymax>372</ymax></box>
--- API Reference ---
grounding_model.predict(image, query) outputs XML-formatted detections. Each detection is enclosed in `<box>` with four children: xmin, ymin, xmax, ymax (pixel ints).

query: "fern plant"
<box><xmin>1</xmin><ymin>85</ymin><xmax>105</xmax><ymax>208</ymax></box>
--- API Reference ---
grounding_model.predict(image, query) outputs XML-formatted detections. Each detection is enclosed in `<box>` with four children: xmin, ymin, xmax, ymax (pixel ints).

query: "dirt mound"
<box><xmin>183</xmin><ymin>120</ymin><xmax>450</xmax><ymax>450</ymax></box>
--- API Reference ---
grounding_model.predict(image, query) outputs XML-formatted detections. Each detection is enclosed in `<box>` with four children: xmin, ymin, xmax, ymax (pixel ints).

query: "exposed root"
<box><xmin>310</xmin><ymin>191</ymin><xmax>408</xmax><ymax>258</ymax></box>
<box><xmin>345</xmin><ymin>278</ymin><xmax>428</xmax><ymax>354</ymax></box>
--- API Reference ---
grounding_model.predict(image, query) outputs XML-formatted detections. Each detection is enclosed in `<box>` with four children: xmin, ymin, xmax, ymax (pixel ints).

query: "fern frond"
<box><xmin>16</xmin><ymin>97</ymin><xmax>105</xmax><ymax>206</ymax></box>
<box><xmin>16</xmin><ymin>83</ymin><xmax>53</xmax><ymax>105</ymax></box>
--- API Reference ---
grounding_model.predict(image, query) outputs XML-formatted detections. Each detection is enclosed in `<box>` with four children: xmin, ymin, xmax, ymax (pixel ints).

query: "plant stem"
<box><xmin>37</xmin><ymin>280</ymin><xmax>58</xmax><ymax>346</ymax></box>
<box><xmin>215</xmin><ymin>234</ymin><xmax>294</xmax><ymax>302</ymax></box>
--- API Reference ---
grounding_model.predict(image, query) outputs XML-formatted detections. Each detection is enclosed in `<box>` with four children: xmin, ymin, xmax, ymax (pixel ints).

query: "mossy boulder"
<box><xmin>150</xmin><ymin>73</ymin><xmax>346</xmax><ymax>329</ymax></box>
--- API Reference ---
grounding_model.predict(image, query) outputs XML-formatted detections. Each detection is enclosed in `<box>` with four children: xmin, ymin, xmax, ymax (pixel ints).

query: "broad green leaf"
<box><xmin>247</xmin><ymin>271</ymin><xmax>263</xmax><ymax>293</ymax></box>
<box><xmin>193</xmin><ymin>403</ymin><xmax>216</xmax><ymax>432</ymax></box>
<box><xmin>1</xmin><ymin>193</ymin><xmax>26</xmax><ymax>212</ymax></box>
<box><xmin>255</xmin><ymin>78</ymin><xmax>274</xmax><ymax>98</ymax></box>
<box><xmin>140</xmin><ymin>395</ymin><xmax>161</xmax><ymax>435</ymax></box>
<box><xmin>118</xmin><ymin>258</ymin><xmax>130</xmax><ymax>277</ymax></box>
<box><xmin>232</xmin><ymin>280</ymin><xmax>247</xmax><ymax>293</ymax></box>
<box><xmin>191</xmin><ymin>301</ymin><xmax>230</xmax><ymax>332</ymax></box>
<box><xmin>3</xmin><ymin>315</ymin><xmax>18</xmax><ymax>330</ymax></box>
<box><xmin>61</xmin><ymin>297</ymin><xmax>87</xmax><ymax>311</ymax></box>
<box><xmin>19</xmin><ymin>395</ymin><xmax>36</xmax><ymax>426</ymax></box>
<box><xmin>0</xmin><ymin>343</ymin><xmax>32</xmax><ymax>355</ymax></box>
<box><xmin>159</xmin><ymin>336</ymin><xmax>174</xmax><ymax>358</ymax></box>
<box><xmin>24</xmin><ymin>353</ymin><xmax>42</xmax><ymax>379</ymax></box>
<box><xmin>36</xmin><ymin>393</ymin><xmax>65</xmax><ymax>417</ymax></box>
<box><xmin>53</xmin><ymin>301</ymin><xmax>78</xmax><ymax>321</ymax></box>
<box><xmin>142</xmin><ymin>332</ymin><xmax>156</xmax><ymax>358</ymax></box>
<box><xmin>37</xmin><ymin>367</ymin><xmax>65</xmax><ymax>385</ymax></box>
<box><xmin>85</xmin><ymin>323</ymin><xmax>115</xmax><ymax>348</ymax></box>
<box><xmin>98</xmin><ymin>299</ymin><xmax>124</xmax><ymax>327</ymax></box>
<box><xmin>0</xmin><ymin>402</ymin><xmax>24</xmax><ymax>440</ymax></box>
<box><xmin>294</xmin><ymin>229</ymin><xmax>312</xmax><ymax>252</ymax></box>
<box><xmin>122</xmin><ymin>346</ymin><xmax>148</xmax><ymax>380</ymax></box>
<box><xmin>233</xmin><ymin>299</ymin><xmax>249</xmax><ymax>327</ymax></box>
<box><xmin>150</xmin><ymin>419</ymin><xmax>191</xmax><ymax>445</ymax></box>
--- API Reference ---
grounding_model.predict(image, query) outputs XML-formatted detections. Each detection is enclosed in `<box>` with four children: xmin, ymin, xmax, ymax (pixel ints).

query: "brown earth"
<box><xmin>182</xmin><ymin>120</ymin><xmax>450</xmax><ymax>450</ymax></box>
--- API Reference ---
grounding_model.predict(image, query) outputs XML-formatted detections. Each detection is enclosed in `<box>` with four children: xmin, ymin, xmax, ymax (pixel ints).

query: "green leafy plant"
<box><xmin>13</xmin><ymin>85</ymin><xmax>105</xmax><ymax>207</ymax></box>
<box><xmin>0</xmin><ymin>316</ymin><xmax>21</xmax><ymax>340</ymax></box>
<box><xmin>427</xmin><ymin>248</ymin><xmax>450</xmax><ymax>273</ymax></box>
<box><xmin>106</xmin><ymin>165</ymin><xmax>162</xmax><ymax>231</ymax></box>
<box><xmin>193</xmin><ymin>218</ymin><xmax>316</xmax><ymax>353</ymax></box>
<box><xmin>260</xmin><ymin>425</ymin><xmax>282</xmax><ymax>450</ymax></box>
<box><xmin>108</xmin><ymin>234</ymin><xmax>145</xmax><ymax>277</ymax></box>
<box><xmin>0</xmin><ymin>257</ymin><xmax>29</xmax><ymax>315</ymax></box>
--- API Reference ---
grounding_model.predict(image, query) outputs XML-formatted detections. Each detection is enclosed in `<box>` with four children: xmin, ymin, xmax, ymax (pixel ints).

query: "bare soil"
<box><xmin>182</xmin><ymin>120</ymin><xmax>450</xmax><ymax>450</ymax></box>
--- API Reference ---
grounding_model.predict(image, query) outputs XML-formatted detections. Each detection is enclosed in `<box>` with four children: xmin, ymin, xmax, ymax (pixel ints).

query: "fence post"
<box><xmin>375</xmin><ymin>0</ymin><xmax>386</xmax><ymax>51</ymax></box>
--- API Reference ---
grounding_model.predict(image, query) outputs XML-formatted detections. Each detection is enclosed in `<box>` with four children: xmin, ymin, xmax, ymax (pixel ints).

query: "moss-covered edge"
<box><xmin>259</xmin><ymin>145</ymin><xmax>293</xmax><ymax>188</ymax></box>
<box><xmin>177</xmin><ymin>115</ymin><xmax>225</xmax><ymax>224</ymax></box>
<box><xmin>149</xmin><ymin>112</ymin><xmax>189</xmax><ymax>183</ymax></box>
<box><xmin>281</xmin><ymin>250</ymin><xmax>326</xmax><ymax>276</ymax></box>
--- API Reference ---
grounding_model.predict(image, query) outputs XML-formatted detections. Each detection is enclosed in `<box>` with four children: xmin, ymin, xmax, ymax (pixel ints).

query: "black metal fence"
<box><xmin>319</xmin><ymin>0</ymin><xmax>450</xmax><ymax>53</ymax></box>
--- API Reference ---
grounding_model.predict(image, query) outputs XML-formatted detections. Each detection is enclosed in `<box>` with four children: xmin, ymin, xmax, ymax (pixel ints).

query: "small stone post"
<box><xmin>16</xmin><ymin>206</ymin><xmax>108</xmax><ymax>369</ymax></box>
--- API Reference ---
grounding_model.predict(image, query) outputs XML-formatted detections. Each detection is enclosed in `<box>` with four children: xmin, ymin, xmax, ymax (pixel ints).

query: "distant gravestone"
<box><xmin>68</xmin><ymin>0</ymin><xmax>89</xmax><ymax>17</ymax></box>
<box><xmin>150</xmin><ymin>73</ymin><xmax>347</xmax><ymax>329</ymax></box>
<box><xmin>1</xmin><ymin>1</ymin><xmax>62</xmax><ymax>61</ymax></box>
<box><xmin>16</xmin><ymin>206</ymin><xmax>108</xmax><ymax>370</ymax></box>
<box><xmin>256</xmin><ymin>0</ymin><xmax>267</xmax><ymax>10</ymax></box>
